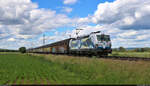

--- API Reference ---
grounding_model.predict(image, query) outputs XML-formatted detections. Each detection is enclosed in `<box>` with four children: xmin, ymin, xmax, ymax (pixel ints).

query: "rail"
<box><xmin>100</xmin><ymin>56</ymin><xmax>150</xmax><ymax>61</ymax></box>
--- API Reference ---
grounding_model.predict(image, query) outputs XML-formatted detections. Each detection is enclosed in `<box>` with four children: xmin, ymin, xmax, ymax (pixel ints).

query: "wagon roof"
<box><xmin>31</xmin><ymin>38</ymin><xmax>71</xmax><ymax>49</ymax></box>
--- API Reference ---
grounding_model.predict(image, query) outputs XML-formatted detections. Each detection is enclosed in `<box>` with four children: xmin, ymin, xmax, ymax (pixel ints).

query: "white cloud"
<box><xmin>63</xmin><ymin>0</ymin><xmax>77</xmax><ymax>5</ymax></box>
<box><xmin>123</xmin><ymin>16</ymin><xmax>135</xmax><ymax>25</ymax></box>
<box><xmin>0</xmin><ymin>0</ymin><xmax>77</xmax><ymax>49</ymax></box>
<box><xmin>136</xmin><ymin>35</ymin><xmax>150</xmax><ymax>40</ymax></box>
<box><xmin>92</xmin><ymin>0</ymin><xmax>150</xmax><ymax>30</ymax></box>
<box><xmin>118</xmin><ymin>30</ymin><xmax>137</xmax><ymax>38</ymax></box>
<box><xmin>1</xmin><ymin>0</ymin><xmax>150</xmax><ymax>49</ymax></box>
<box><xmin>0</xmin><ymin>0</ymin><xmax>74</xmax><ymax>39</ymax></box>
<box><xmin>61</xmin><ymin>7</ymin><xmax>72</xmax><ymax>13</ymax></box>
<box><xmin>0</xmin><ymin>0</ymin><xmax>37</xmax><ymax>25</ymax></box>
<box><xmin>7</xmin><ymin>38</ymin><xmax>16</xmax><ymax>42</ymax></box>
<box><xmin>77</xmin><ymin>17</ymin><xmax>91</xmax><ymax>24</ymax></box>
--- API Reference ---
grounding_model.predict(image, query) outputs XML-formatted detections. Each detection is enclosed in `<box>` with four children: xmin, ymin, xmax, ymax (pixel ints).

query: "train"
<box><xmin>27</xmin><ymin>31</ymin><xmax>112</xmax><ymax>56</ymax></box>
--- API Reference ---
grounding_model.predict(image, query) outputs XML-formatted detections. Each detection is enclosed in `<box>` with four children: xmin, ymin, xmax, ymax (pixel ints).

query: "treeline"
<box><xmin>0</xmin><ymin>47</ymin><xmax>26</xmax><ymax>53</ymax></box>
<box><xmin>113</xmin><ymin>47</ymin><xmax>150</xmax><ymax>52</ymax></box>
<box><xmin>0</xmin><ymin>49</ymin><xmax>18</xmax><ymax>52</ymax></box>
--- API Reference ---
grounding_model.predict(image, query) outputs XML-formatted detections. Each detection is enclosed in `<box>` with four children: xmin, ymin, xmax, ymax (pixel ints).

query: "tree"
<box><xmin>19</xmin><ymin>47</ymin><xmax>26</xmax><ymax>53</ymax></box>
<box><xmin>134</xmin><ymin>47</ymin><xmax>150</xmax><ymax>52</ymax></box>
<box><xmin>119</xmin><ymin>46</ymin><xmax>126</xmax><ymax>52</ymax></box>
<box><xmin>134</xmin><ymin>48</ymin><xmax>140</xmax><ymax>52</ymax></box>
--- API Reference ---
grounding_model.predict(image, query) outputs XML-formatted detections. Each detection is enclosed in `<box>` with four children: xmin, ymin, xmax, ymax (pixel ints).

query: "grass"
<box><xmin>1</xmin><ymin>53</ymin><xmax>150</xmax><ymax>84</ymax></box>
<box><xmin>110</xmin><ymin>51</ymin><xmax>150</xmax><ymax>58</ymax></box>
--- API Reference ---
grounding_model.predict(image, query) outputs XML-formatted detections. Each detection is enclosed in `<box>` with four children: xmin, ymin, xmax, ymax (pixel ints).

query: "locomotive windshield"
<box><xmin>97</xmin><ymin>35</ymin><xmax>110</xmax><ymax>41</ymax></box>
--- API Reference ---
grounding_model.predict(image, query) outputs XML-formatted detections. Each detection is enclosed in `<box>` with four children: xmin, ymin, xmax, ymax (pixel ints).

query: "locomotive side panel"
<box><xmin>80</xmin><ymin>37</ymin><xmax>94</xmax><ymax>50</ymax></box>
<box><xmin>69</xmin><ymin>39</ymin><xmax>80</xmax><ymax>50</ymax></box>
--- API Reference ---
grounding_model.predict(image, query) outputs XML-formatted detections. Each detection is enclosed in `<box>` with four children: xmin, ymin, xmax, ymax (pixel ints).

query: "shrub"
<box><xmin>19</xmin><ymin>47</ymin><xmax>26</xmax><ymax>53</ymax></box>
<box><xmin>119</xmin><ymin>46</ymin><xmax>126</xmax><ymax>52</ymax></box>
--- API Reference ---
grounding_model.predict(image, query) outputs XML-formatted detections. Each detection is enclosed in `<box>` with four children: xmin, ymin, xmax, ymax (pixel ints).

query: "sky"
<box><xmin>0</xmin><ymin>0</ymin><xmax>150</xmax><ymax>50</ymax></box>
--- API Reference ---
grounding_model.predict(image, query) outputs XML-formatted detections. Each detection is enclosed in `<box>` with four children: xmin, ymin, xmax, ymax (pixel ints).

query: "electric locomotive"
<box><xmin>69</xmin><ymin>31</ymin><xmax>112</xmax><ymax>56</ymax></box>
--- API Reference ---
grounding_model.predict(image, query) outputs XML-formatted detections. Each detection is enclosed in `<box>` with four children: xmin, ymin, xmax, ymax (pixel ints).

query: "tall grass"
<box><xmin>110</xmin><ymin>51</ymin><xmax>150</xmax><ymax>58</ymax></box>
<box><xmin>31</xmin><ymin>53</ymin><xmax>150</xmax><ymax>84</ymax></box>
<box><xmin>1</xmin><ymin>53</ymin><xmax>150</xmax><ymax>84</ymax></box>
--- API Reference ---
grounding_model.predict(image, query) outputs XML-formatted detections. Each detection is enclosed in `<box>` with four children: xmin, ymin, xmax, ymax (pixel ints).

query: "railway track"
<box><xmin>28</xmin><ymin>52</ymin><xmax>150</xmax><ymax>61</ymax></box>
<box><xmin>99</xmin><ymin>56</ymin><xmax>150</xmax><ymax>61</ymax></box>
<box><xmin>66</xmin><ymin>54</ymin><xmax>150</xmax><ymax>61</ymax></box>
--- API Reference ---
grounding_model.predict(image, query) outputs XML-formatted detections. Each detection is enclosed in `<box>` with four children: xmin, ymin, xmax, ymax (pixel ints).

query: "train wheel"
<box><xmin>97</xmin><ymin>55</ymin><xmax>102</xmax><ymax>58</ymax></box>
<box><xmin>88</xmin><ymin>54</ymin><xmax>92</xmax><ymax>57</ymax></box>
<box><xmin>97</xmin><ymin>53</ymin><xmax>108</xmax><ymax>58</ymax></box>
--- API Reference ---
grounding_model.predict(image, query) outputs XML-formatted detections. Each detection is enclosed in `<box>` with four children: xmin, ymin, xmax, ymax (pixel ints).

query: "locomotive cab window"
<box><xmin>97</xmin><ymin>35</ymin><xmax>110</xmax><ymax>41</ymax></box>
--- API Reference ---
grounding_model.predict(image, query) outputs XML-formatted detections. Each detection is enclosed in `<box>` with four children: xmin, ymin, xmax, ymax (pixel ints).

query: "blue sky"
<box><xmin>32</xmin><ymin>0</ymin><xmax>114</xmax><ymax>17</ymax></box>
<box><xmin>0</xmin><ymin>0</ymin><xmax>150</xmax><ymax>49</ymax></box>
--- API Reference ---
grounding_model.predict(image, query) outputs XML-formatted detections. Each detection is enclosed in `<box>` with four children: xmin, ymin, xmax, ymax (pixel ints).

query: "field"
<box><xmin>110</xmin><ymin>51</ymin><xmax>150</xmax><ymax>58</ymax></box>
<box><xmin>1</xmin><ymin>53</ymin><xmax>150</xmax><ymax>85</ymax></box>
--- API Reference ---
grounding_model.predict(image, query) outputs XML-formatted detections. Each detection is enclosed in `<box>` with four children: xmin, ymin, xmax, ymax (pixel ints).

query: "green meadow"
<box><xmin>0</xmin><ymin>53</ymin><xmax>150</xmax><ymax>85</ymax></box>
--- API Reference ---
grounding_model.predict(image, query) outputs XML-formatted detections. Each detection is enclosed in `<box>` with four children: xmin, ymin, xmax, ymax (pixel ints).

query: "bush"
<box><xmin>133</xmin><ymin>48</ymin><xmax>150</xmax><ymax>52</ymax></box>
<box><xmin>119</xmin><ymin>46</ymin><xmax>126</xmax><ymax>52</ymax></box>
<box><xmin>19</xmin><ymin>47</ymin><xmax>26</xmax><ymax>53</ymax></box>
